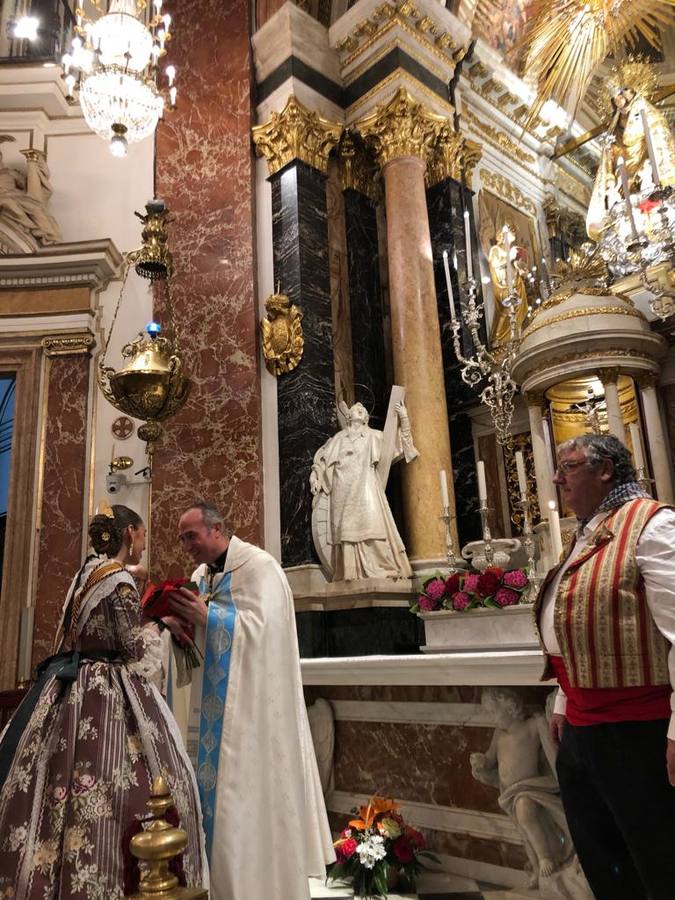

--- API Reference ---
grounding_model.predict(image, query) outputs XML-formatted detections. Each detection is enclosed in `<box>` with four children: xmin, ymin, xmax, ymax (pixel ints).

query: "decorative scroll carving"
<box><xmin>479</xmin><ymin>168</ymin><xmax>537</xmax><ymax>216</ymax></box>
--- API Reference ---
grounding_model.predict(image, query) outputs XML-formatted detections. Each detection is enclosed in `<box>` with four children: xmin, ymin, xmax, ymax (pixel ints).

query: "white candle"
<box><xmin>629</xmin><ymin>422</ymin><xmax>646</xmax><ymax>472</ymax></box>
<box><xmin>477</xmin><ymin>460</ymin><xmax>487</xmax><ymax>504</ymax></box>
<box><xmin>541</xmin><ymin>256</ymin><xmax>551</xmax><ymax>292</ymax></box>
<box><xmin>515</xmin><ymin>450</ymin><xmax>528</xmax><ymax>496</ymax></box>
<box><xmin>464</xmin><ymin>209</ymin><xmax>473</xmax><ymax>280</ymax></box>
<box><xmin>641</xmin><ymin>109</ymin><xmax>660</xmax><ymax>188</ymax></box>
<box><xmin>442</xmin><ymin>250</ymin><xmax>456</xmax><ymax>321</ymax></box>
<box><xmin>548</xmin><ymin>500</ymin><xmax>564</xmax><ymax>561</ymax></box>
<box><xmin>503</xmin><ymin>226</ymin><xmax>513</xmax><ymax>291</ymax></box>
<box><xmin>539</xmin><ymin>279</ymin><xmax>548</xmax><ymax>300</ymax></box>
<box><xmin>440</xmin><ymin>469</ymin><xmax>450</xmax><ymax>510</ymax></box>
<box><xmin>617</xmin><ymin>156</ymin><xmax>639</xmax><ymax>240</ymax></box>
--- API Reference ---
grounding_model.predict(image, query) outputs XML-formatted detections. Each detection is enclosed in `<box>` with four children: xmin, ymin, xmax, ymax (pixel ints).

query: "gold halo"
<box><xmin>600</xmin><ymin>56</ymin><xmax>659</xmax><ymax>118</ymax></box>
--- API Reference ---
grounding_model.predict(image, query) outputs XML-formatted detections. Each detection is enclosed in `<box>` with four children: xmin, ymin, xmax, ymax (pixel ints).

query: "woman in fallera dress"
<box><xmin>0</xmin><ymin>504</ymin><xmax>206</xmax><ymax>899</ymax></box>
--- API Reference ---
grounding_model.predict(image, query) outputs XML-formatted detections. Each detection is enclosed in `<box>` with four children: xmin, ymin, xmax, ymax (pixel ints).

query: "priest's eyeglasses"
<box><xmin>555</xmin><ymin>460</ymin><xmax>588</xmax><ymax>476</ymax></box>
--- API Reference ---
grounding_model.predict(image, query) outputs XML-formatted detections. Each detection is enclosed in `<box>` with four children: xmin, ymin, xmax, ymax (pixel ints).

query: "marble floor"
<box><xmin>308</xmin><ymin>874</ymin><xmax>530</xmax><ymax>899</ymax></box>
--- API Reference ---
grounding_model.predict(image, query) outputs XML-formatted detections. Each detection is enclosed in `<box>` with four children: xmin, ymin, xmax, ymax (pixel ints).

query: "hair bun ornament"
<box><xmin>96</xmin><ymin>500</ymin><xmax>115</xmax><ymax>519</ymax></box>
<box><xmin>101</xmin><ymin>531</ymin><xmax>111</xmax><ymax>543</ymax></box>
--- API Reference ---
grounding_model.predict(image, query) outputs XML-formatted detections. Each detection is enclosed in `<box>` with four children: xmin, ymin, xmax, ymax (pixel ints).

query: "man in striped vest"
<box><xmin>535</xmin><ymin>434</ymin><xmax>675</xmax><ymax>900</ymax></box>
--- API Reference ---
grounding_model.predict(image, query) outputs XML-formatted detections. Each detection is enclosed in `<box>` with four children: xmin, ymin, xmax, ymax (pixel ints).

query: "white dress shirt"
<box><xmin>540</xmin><ymin>507</ymin><xmax>675</xmax><ymax>739</ymax></box>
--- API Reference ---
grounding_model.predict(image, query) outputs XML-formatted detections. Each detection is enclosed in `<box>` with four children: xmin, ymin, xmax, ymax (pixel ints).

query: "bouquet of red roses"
<box><xmin>141</xmin><ymin>578</ymin><xmax>202</xmax><ymax>669</ymax></box>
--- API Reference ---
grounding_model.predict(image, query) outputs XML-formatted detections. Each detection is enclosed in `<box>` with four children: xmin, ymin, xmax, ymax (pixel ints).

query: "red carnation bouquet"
<box><xmin>141</xmin><ymin>577</ymin><xmax>202</xmax><ymax>669</ymax></box>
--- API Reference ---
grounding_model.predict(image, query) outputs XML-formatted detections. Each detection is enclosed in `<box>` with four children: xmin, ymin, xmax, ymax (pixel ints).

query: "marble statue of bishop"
<box><xmin>310</xmin><ymin>393</ymin><xmax>418</xmax><ymax>581</ymax></box>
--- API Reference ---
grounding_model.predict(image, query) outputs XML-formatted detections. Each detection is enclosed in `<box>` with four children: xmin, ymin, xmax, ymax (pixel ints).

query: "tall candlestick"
<box><xmin>442</xmin><ymin>250</ymin><xmax>456</xmax><ymax>321</ymax></box>
<box><xmin>629</xmin><ymin>422</ymin><xmax>646</xmax><ymax>471</ymax></box>
<box><xmin>439</xmin><ymin>469</ymin><xmax>450</xmax><ymax>509</ymax></box>
<box><xmin>641</xmin><ymin>109</ymin><xmax>661</xmax><ymax>188</ymax></box>
<box><xmin>617</xmin><ymin>156</ymin><xmax>639</xmax><ymax>240</ymax></box>
<box><xmin>539</xmin><ymin>279</ymin><xmax>549</xmax><ymax>300</ymax></box>
<box><xmin>503</xmin><ymin>226</ymin><xmax>513</xmax><ymax>291</ymax></box>
<box><xmin>515</xmin><ymin>450</ymin><xmax>528</xmax><ymax>496</ymax></box>
<box><xmin>547</xmin><ymin>500</ymin><xmax>563</xmax><ymax>561</ymax></box>
<box><xmin>477</xmin><ymin>460</ymin><xmax>487</xmax><ymax>503</ymax></box>
<box><xmin>464</xmin><ymin>209</ymin><xmax>473</xmax><ymax>280</ymax></box>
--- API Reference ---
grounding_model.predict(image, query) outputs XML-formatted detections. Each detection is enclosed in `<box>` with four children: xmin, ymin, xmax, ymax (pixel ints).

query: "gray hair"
<box><xmin>557</xmin><ymin>434</ymin><xmax>636</xmax><ymax>485</ymax></box>
<box><xmin>185</xmin><ymin>500</ymin><xmax>231</xmax><ymax>535</ymax></box>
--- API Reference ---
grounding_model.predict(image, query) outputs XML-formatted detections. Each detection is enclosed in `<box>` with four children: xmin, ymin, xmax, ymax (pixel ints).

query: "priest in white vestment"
<box><xmin>163</xmin><ymin>502</ymin><xmax>335</xmax><ymax>900</ymax></box>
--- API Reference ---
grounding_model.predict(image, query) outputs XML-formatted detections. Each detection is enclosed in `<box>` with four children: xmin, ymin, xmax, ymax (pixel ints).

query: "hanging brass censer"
<box><xmin>97</xmin><ymin>199</ymin><xmax>190</xmax><ymax>458</ymax></box>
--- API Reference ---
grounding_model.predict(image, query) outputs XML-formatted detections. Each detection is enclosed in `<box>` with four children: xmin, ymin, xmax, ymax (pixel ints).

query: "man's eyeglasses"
<box><xmin>555</xmin><ymin>460</ymin><xmax>588</xmax><ymax>476</ymax></box>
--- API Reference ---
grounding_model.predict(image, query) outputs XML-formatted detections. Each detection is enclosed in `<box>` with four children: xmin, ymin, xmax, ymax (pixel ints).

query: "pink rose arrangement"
<box><xmin>410</xmin><ymin>566</ymin><xmax>530</xmax><ymax>614</ymax></box>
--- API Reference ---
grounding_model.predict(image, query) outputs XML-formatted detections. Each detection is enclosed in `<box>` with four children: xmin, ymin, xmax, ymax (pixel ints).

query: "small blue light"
<box><xmin>145</xmin><ymin>321</ymin><xmax>161</xmax><ymax>336</ymax></box>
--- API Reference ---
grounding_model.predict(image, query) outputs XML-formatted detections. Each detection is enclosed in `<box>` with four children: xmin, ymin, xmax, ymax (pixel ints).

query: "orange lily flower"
<box><xmin>348</xmin><ymin>795</ymin><xmax>400</xmax><ymax>831</ymax></box>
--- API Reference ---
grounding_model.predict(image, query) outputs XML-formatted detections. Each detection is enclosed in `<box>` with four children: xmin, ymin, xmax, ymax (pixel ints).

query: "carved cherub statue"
<box><xmin>471</xmin><ymin>688</ymin><xmax>588</xmax><ymax>893</ymax></box>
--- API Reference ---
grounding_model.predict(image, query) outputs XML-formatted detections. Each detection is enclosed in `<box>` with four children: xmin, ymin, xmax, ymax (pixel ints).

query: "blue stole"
<box><xmin>195</xmin><ymin>570</ymin><xmax>237</xmax><ymax>860</ymax></box>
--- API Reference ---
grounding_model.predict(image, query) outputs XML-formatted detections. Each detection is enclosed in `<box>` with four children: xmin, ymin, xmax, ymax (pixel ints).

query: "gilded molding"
<box><xmin>523</xmin><ymin>349</ymin><xmax>656</xmax><ymax>383</ymax></box>
<box><xmin>354</xmin><ymin>87</ymin><xmax>449</xmax><ymax>166</ymax></box>
<box><xmin>463</xmin><ymin>109</ymin><xmax>535</xmax><ymax>165</ymax></box>
<box><xmin>252</xmin><ymin>96</ymin><xmax>343</xmax><ymax>177</ymax></box>
<box><xmin>42</xmin><ymin>335</ymin><xmax>95</xmax><ymax>357</ymax></box>
<box><xmin>346</xmin><ymin>68</ymin><xmax>454</xmax><ymax>120</ymax></box>
<box><xmin>337</xmin><ymin>0</ymin><xmax>464</xmax><ymax>72</ymax></box>
<box><xmin>479</xmin><ymin>169</ymin><xmax>536</xmax><ymax>216</ymax></box>
<box><xmin>522</xmin><ymin>305</ymin><xmax>645</xmax><ymax>339</ymax></box>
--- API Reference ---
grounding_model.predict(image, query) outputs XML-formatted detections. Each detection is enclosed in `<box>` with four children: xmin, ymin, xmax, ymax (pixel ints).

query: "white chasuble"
<box><xmin>173</xmin><ymin>536</ymin><xmax>334</xmax><ymax>900</ymax></box>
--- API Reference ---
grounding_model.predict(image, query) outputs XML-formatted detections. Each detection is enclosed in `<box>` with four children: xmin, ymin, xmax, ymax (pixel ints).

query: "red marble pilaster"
<box><xmin>152</xmin><ymin>0</ymin><xmax>262</xmax><ymax>578</ymax></box>
<box><xmin>32</xmin><ymin>351</ymin><xmax>91</xmax><ymax>663</ymax></box>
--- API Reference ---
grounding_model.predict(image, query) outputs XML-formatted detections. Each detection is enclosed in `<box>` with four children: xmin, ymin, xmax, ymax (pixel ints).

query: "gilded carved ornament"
<box><xmin>426</xmin><ymin>130</ymin><xmax>482</xmax><ymax>188</ymax></box>
<box><xmin>252</xmin><ymin>96</ymin><xmax>343</xmax><ymax>177</ymax></box>
<box><xmin>337</xmin><ymin>130</ymin><xmax>380</xmax><ymax>201</ymax></box>
<box><xmin>521</xmin><ymin>349</ymin><xmax>656</xmax><ymax>384</ymax></box>
<box><xmin>354</xmin><ymin>88</ymin><xmax>448</xmax><ymax>167</ymax></box>
<box><xmin>42</xmin><ymin>335</ymin><xmax>95</xmax><ymax>357</ymax></box>
<box><xmin>260</xmin><ymin>291</ymin><xmax>304</xmax><ymax>376</ymax></box>
<box><xmin>479</xmin><ymin>169</ymin><xmax>536</xmax><ymax>216</ymax></box>
<box><xmin>334</xmin><ymin>0</ymin><xmax>463</xmax><ymax>67</ymax></box>
<box><xmin>522</xmin><ymin>305</ymin><xmax>645</xmax><ymax>339</ymax></box>
<box><xmin>463</xmin><ymin>110</ymin><xmax>535</xmax><ymax>165</ymax></box>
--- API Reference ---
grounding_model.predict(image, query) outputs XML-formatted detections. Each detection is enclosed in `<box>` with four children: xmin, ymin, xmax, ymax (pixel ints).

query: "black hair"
<box><xmin>88</xmin><ymin>505</ymin><xmax>142</xmax><ymax>557</ymax></box>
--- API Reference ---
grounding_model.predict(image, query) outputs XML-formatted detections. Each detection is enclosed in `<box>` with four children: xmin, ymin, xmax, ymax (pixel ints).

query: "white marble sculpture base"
<box><xmin>287</xmin><ymin>564</ymin><xmax>415</xmax><ymax>612</ymax></box>
<box><xmin>420</xmin><ymin>605</ymin><xmax>540</xmax><ymax>653</ymax></box>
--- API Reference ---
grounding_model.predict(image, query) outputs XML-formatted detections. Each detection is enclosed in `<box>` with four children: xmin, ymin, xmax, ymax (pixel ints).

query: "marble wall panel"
<box><xmin>32</xmin><ymin>353</ymin><xmax>90</xmax><ymax>663</ymax></box>
<box><xmin>327</xmin><ymin>162</ymin><xmax>355</xmax><ymax>406</ymax></box>
<box><xmin>427</xmin><ymin>179</ymin><xmax>484</xmax><ymax>546</ymax></box>
<box><xmin>153</xmin><ymin>0</ymin><xmax>262</xmax><ymax>578</ymax></box>
<box><xmin>272</xmin><ymin>162</ymin><xmax>336</xmax><ymax>566</ymax></box>
<box><xmin>344</xmin><ymin>189</ymin><xmax>389</xmax><ymax>431</ymax></box>
<box><xmin>333</xmin><ymin>719</ymin><xmax>502</xmax><ymax>813</ymax></box>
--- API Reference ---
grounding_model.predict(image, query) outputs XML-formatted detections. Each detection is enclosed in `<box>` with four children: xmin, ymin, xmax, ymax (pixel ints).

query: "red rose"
<box><xmin>393</xmin><ymin>837</ymin><xmax>414</xmax><ymax>863</ymax></box>
<box><xmin>336</xmin><ymin>837</ymin><xmax>357</xmax><ymax>862</ymax></box>
<box><xmin>445</xmin><ymin>573</ymin><xmax>461</xmax><ymax>595</ymax></box>
<box><xmin>477</xmin><ymin>570</ymin><xmax>501</xmax><ymax>596</ymax></box>
<box><xmin>405</xmin><ymin>826</ymin><xmax>425</xmax><ymax>850</ymax></box>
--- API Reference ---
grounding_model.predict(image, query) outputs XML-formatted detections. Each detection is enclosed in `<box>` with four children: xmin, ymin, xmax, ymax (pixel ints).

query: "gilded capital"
<box><xmin>597</xmin><ymin>367</ymin><xmax>621</xmax><ymax>385</ymax></box>
<box><xmin>354</xmin><ymin>88</ymin><xmax>448</xmax><ymax>168</ymax></box>
<box><xmin>524</xmin><ymin>390</ymin><xmax>546</xmax><ymax>409</ymax></box>
<box><xmin>426</xmin><ymin>130</ymin><xmax>482</xmax><ymax>187</ymax></box>
<box><xmin>252</xmin><ymin>96</ymin><xmax>343</xmax><ymax>177</ymax></box>
<box><xmin>637</xmin><ymin>372</ymin><xmax>659</xmax><ymax>390</ymax></box>
<box><xmin>337</xmin><ymin>130</ymin><xmax>380</xmax><ymax>201</ymax></box>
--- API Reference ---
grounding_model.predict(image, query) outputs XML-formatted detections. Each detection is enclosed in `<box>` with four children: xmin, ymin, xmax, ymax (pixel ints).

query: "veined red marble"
<box><xmin>33</xmin><ymin>354</ymin><xmax>90</xmax><ymax>663</ymax></box>
<box><xmin>152</xmin><ymin>0</ymin><xmax>262</xmax><ymax>579</ymax></box>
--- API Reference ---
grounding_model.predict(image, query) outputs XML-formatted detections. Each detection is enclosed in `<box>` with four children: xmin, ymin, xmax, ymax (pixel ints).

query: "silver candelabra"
<box><xmin>441</xmin><ymin>505</ymin><xmax>462</xmax><ymax>573</ymax></box>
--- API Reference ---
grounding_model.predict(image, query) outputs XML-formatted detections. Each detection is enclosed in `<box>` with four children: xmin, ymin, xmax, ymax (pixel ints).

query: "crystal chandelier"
<box><xmin>61</xmin><ymin>0</ymin><xmax>177</xmax><ymax>156</ymax></box>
